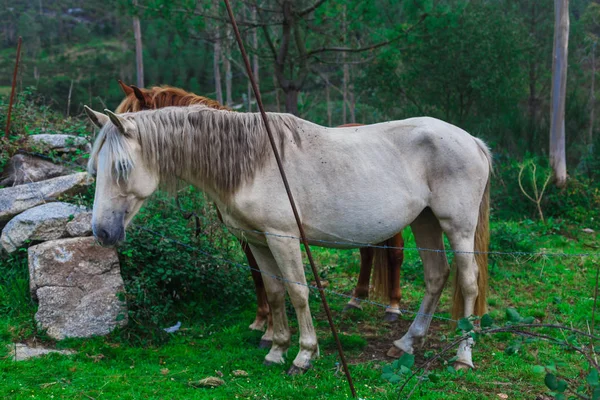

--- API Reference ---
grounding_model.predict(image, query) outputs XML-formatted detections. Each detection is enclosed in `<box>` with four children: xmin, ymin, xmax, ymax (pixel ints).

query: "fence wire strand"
<box><xmin>6</xmin><ymin>149</ymin><xmax>598</xmax><ymax>326</ymax></box>
<box><xmin>16</xmin><ymin>151</ymin><xmax>600</xmax><ymax>258</ymax></box>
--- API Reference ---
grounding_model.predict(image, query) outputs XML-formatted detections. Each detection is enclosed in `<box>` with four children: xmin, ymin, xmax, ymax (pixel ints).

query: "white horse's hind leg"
<box><xmin>389</xmin><ymin>209</ymin><xmax>449</xmax><ymax>357</ymax></box>
<box><xmin>248</xmin><ymin>244</ymin><xmax>291</xmax><ymax>366</ymax></box>
<box><xmin>445</xmin><ymin>231</ymin><xmax>478</xmax><ymax>369</ymax></box>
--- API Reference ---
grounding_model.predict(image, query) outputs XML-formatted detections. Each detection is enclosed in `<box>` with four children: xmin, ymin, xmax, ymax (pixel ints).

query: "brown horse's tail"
<box><xmin>371</xmin><ymin>240</ymin><xmax>391</xmax><ymax>301</ymax></box>
<box><xmin>452</xmin><ymin>143</ymin><xmax>491</xmax><ymax>321</ymax></box>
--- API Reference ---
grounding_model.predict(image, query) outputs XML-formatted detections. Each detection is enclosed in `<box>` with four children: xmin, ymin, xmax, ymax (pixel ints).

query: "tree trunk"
<box><xmin>350</xmin><ymin>89</ymin><xmax>356</xmax><ymax>123</ymax></box>
<box><xmin>213</xmin><ymin>0</ymin><xmax>223</xmax><ymax>105</ymax></box>
<box><xmin>326</xmin><ymin>81</ymin><xmax>332</xmax><ymax>126</ymax></box>
<box><xmin>248</xmin><ymin>3</ymin><xmax>259</xmax><ymax>112</ymax></box>
<box><xmin>549</xmin><ymin>0</ymin><xmax>569</xmax><ymax>188</ymax></box>
<box><xmin>589</xmin><ymin>42</ymin><xmax>596</xmax><ymax>146</ymax></box>
<box><xmin>223</xmin><ymin>25</ymin><xmax>233</xmax><ymax>107</ymax></box>
<box><xmin>66</xmin><ymin>79</ymin><xmax>73</xmax><ymax>116</ymax></box>
<box><xmin>132</xmin><ymin>1</ymin><xmax>144</xmax><ymax>88</ymax></box>
<box><xmin>342</xmin><ymin>5</ymin><xmax>348</xmax><ymax>124</ymax></box>
<box><xmin>285</xmin><ymin>88</ymin><xmax>299</xmax><ymax>116</ymax></box>
<box><xmin>273</xmin><ymin>73</ymin><xmax>281</xmax><ymax>112</ymax></box>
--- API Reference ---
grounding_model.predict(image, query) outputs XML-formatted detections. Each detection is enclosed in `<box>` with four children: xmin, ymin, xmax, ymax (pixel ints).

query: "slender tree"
<box><xmin>212</xmin><ymin>0</ymin><xmax>223</xmax><ymax>104</ymax></box>
<box><xmin>133</xmin><ymin>0</ymin><xmax>144</xmax><ymax>87</ymax></box>
<box><xmin>550</xmin><ymin>0</ymin><xmax>570</xmax><ymax>188</ymax></box>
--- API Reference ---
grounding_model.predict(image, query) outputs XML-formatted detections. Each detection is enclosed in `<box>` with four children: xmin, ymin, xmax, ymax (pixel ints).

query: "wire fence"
<box><xmin>3</xmin><ymin>141</ymin><xmax>600</xmax><ymax>400</ymax></box>
<box><xmin>6</xmin><ymin>149</ymin><xmax>598</xmax><ymax>326</ymax></box>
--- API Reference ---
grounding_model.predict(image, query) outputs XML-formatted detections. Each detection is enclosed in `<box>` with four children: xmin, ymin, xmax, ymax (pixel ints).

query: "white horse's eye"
<box><xmin>113</xmin><ymin>160</ymin><xmax>132</xmax><ymax>180</ymax></box>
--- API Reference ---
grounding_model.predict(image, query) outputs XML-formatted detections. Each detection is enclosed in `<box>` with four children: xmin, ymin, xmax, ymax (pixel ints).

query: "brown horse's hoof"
<box><xmin>386</xmin><ymin>345</ymin><xmax>405</xmax><ymax>359</ymax></box>
<box><xmin>286</xmin><ymin>364</ymin><xmax>311</xmax><ymax>375</ymax></box>
<box><xmin>383</xmin><ymin>312</ymin><xmax>399</xmax><ymax>322</ymax></box>
<box><xmin>258</xmin><ymin>339</ymin><xmax>273</xmax><ymax>349</ymax></box>
<box><xmin>453</xmin><ymin>361</ymin><xmax>474</xmax><ymax>371</ymax></box>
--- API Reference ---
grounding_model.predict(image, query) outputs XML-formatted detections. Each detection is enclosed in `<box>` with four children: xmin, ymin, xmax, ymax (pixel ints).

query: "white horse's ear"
<box><xmin>104</xmin><ymin>109</ymin><xmax>128</xmax><ymax>136</ymax></box>
<box><xmin>84</xmin><ymin>105</ymin><xmax>109</xmax><ymax>129</ymax></box>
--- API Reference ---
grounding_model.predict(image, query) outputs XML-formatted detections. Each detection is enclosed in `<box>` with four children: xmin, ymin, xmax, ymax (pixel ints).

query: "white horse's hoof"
<box><xmin>454</xmin><ymin>361</ymin><xmax>474</xmax><ymax>371</ymax></box>
<box><xmin>386</xmin><ymin>345</ymin><xmax>405</xmax><ymax>358</ymax></box>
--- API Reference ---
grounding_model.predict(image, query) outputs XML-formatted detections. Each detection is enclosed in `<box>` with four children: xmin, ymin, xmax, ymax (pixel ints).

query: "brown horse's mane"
<box><xmin>115</xmin><ymin>84</ymin><xmax>230</xmax><ymax>113</ymax></box>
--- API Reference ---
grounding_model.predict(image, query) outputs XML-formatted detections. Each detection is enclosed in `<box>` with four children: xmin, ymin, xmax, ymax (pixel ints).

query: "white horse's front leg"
<box><xmin>248</xmin><ymin>244</ymin><xmax>291</xmax><ymax>366</ymax></box>
<box><xmin>265</xmin><ymin>235</ymin><xmax>319</xmax><ymax>374</ymax></box>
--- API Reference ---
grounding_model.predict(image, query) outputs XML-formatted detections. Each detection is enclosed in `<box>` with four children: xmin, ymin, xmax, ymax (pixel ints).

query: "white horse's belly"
<box><xmin>300</xmin><ymin>191</ymin><xmax>424</xmax><ymax>247</ymax></box>
<box><xmin>225</xmin><ymin>175</ymin><xmax>426</xmax><ymax>249</ymax></box>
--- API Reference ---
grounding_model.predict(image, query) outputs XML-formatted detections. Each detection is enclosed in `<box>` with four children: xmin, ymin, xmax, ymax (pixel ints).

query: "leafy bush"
<box><xmin>115</xmin><ymin>188</ymin><xmax>254</xmax><ymax>343</ymax></box>
<box><xmin>491</xmin><ymin>156</ymin><xmax>600</xmax><ymax>228</ymax></box>
<box><xmin>490</xmin><ymin>221</ymin><xmax>536</xmax><ymax>254</ymax></box>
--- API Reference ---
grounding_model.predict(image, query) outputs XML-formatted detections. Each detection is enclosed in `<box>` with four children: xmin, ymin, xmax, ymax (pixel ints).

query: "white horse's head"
<box><xmin>84</xmin><ymin>106</ymin><xmax>159</xmax><ymax>246</ymax></box>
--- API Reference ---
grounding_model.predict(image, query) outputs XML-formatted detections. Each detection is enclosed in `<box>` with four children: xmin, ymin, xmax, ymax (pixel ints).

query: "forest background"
<box><xmin>2</xmin><ymin>2</ymin><xmax>600</xmax><ymax>398</ymax></box>
<box><xmin>2</xmin><ymin>0</ymin><xmax>599</xmax><ymax>171</ymax></box>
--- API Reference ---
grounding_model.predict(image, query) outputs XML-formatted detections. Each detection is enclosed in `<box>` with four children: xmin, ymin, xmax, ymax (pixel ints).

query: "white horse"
<box><xmin>84</xmin><ymin>104</ymin><xmax>491</xmax><ymax>375</ymax></box>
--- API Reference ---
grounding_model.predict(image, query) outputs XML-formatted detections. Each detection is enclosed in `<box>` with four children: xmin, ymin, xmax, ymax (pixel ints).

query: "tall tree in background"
<box><xmin>256</xmin><ymin>1</ymin><xmax>424</xmax><ymax>115</ymax></box>
<box><xmin>550</xmin><ymin>0</ymin><xmax>570</xmax><ymax>188</ymax></box>
<box><xmin>212</xmin><ymin>0</ymin><xmax>223</xmax><ymax>104</ymax></box>
<box><xmin>133</xmin><ymin>0</ymin><xmax>144</xmax><ymax>87</ymax></box>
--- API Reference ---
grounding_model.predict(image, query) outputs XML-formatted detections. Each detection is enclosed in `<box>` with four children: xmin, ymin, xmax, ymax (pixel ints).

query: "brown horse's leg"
<box><xmin>217</xmin><ymin>208</ymin><xmax>272</xmax><ymax>346</ymax></box>
<box><xmin>243</xmin><ymin>240</ymin><xmax>272</xmax><ymax>338</ymax></box>
<box><xmin>384</xmin><ymin>233</ymin><xmax>405</xmax><ymax>322</ymax></box>
<box><xmin>343</xmin><ymin>247</ymin><xmax>374</xmax><ymax>311</ymax></box>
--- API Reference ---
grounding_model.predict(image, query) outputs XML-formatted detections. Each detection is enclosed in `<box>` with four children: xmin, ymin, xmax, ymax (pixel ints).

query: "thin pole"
<box><xmin>592</xmin><ymin>261</ymin><xmax>599</xmax><ymax>337</ymax></box>
<box><xmin>5</xmin><ymin>36</ymin><xmax>22</xmax><ymax>139</ymax></box>
<box><xmin>222</xmin><ymin>1</ymin><xmax>357</xmax><ymax>397</ymax></box>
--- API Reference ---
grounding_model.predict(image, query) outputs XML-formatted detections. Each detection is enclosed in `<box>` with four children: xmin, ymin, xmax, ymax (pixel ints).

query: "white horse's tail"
<box><xmin>452</xmin><ymin>139</ymin><xmax>491</xmax><ymax>320</ymax></box>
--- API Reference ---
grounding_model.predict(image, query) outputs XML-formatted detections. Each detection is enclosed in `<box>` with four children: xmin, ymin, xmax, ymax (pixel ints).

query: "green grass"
<box><xmin>0</xmin><ymin>207</ymin><xmax>598</xmax><ymax>399</ymax></box>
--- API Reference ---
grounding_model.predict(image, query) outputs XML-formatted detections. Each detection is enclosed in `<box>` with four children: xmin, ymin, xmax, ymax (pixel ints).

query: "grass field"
<box><xmin>0</xmin><ymin>197</ymin><xmax>597</xmax><ymax>399</ymax></box>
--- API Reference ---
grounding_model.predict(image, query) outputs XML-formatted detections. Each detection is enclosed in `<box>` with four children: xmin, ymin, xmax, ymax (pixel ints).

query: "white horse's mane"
<box><xmin>88</xmin><ymin>105</ymin><xmax>301</xmax><ymax>196</ymax></box>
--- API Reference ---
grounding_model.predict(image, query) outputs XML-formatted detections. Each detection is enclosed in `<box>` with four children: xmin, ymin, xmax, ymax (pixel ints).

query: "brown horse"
<box><xmin>114</xmin><ymin>81</ymin><xmax>405</xmax><ymax>346</ymax></box>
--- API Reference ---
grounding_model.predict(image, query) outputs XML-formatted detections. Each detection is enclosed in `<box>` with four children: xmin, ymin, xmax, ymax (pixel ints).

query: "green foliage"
<box><xmin>491</xmin><ymin>156</ymin><xmax>600</xmax><ymax>227</ymax></box>
<box><xmin>114</xmin><ymin>189</ymin><xmax>253</xmax><ymax>344</ymax></box>
<box><xmin>383</xmin><ymin>310</ymin><xmax>600</xmax><ymax>400</ymax></box>
<box><xmin>381</xmin><ymin>353</ymin><xmax>416</xmax><ymax>384</ymax></box>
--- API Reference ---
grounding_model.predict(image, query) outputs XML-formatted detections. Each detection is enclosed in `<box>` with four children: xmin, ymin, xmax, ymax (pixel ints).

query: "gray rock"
<box><xmin>0</xmin><ymin>153</ymin><xmax>70</xmax><ymax>187</ymax></box>
<box><xmin>66</xmin><ymin>212</ymin><xmax>93</xmax><ymax>237</ymax></box>
<box><xmin>27</xmin><ymin>134</ymin><xmax>91</xmax><ymax>153</ymax></box>
<box><xmin>1</xmin><ymin>202</ymin><xmax>88</xmax><ymax>253</ymax></box>
<box><xmin>9</xmin><ymin>343</ymin><xmax>76</xmax><ymax>361</ymax></box>
<box><xmin>28</xmin><ymin>237</ymin><xmax>127</xmax><ymax>340</ymax></box>
<box><xmin>0</xmin><ymin>172</ymin><xmax>93</xmax><ymax>222</ymax></box>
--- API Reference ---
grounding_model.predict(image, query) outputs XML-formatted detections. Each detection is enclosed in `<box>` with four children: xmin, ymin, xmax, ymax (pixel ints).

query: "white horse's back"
<box><xmin>226</xmin><ymin>116</ymin><xmax>490</xmax><ymax>247</ymax></box>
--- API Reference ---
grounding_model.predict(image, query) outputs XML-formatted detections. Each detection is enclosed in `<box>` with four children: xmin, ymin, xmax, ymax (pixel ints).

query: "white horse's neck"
<box><xmin>129</xmin><ymin>106</ymin><xmax>303</xmax><ymax>200</ymax></box>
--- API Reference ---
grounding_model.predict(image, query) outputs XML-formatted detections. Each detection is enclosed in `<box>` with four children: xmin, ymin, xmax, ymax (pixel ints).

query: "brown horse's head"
<box><xmin>115</xmin><ymin>80</ymin><xmax>230</xmax><ymax>113</ymax></box>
